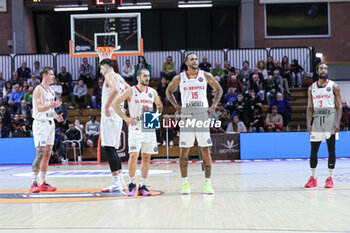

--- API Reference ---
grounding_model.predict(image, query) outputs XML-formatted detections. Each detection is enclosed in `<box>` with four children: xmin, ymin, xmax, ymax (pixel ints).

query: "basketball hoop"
<box><xmin>96</xmin><ymin>46</ymin><xmax>115</xmax><ymax>61</ymax></box>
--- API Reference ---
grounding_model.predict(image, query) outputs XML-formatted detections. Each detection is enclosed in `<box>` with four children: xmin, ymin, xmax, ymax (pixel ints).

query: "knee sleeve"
<box><xmin>310</xmin><ymin>141</ymin><xmax>321</xmax><ymax>168</ymax></box>
<box><xmin>327</xmin><ymin>134</ymin><xmax>336</xmax><ymax>169</ymax></box>
<box><xmin>102</xmin><ymin>146</ymin><xmax>122</xmax><ymax>172</ymax></box>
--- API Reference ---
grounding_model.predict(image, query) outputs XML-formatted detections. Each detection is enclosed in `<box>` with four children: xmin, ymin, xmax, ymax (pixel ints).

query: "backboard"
<box><xmin>70</xmin><ymin>13</ymin><xmax>143</xmax><ymax>59</ymax></box>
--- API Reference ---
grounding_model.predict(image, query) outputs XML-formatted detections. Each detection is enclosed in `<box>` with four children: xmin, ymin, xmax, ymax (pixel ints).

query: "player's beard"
<box><xmin>318</xmin><ymin>72</ymin><xmax>328</xmax><ymax>80</ymax></box>
<box><xmin>140</xmin><ymin>80</ymin><xmax>149</xmax><ymax>86</ymax></box>
<box><xmin>188</xmin><ymin>64</ymin><xmax>198</xmax><ymax>70</ymax></box>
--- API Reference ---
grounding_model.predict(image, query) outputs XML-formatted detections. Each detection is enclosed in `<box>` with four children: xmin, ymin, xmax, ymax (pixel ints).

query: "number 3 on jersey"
<box><xmin>191</xmin><ymin>92</ymin><xmax>198</xmax><ymax>99</ymax></box>
<box><xmin>319</xmin><ymin>100</ymin><xmax>323</xmax><ymax>108</ymax></box>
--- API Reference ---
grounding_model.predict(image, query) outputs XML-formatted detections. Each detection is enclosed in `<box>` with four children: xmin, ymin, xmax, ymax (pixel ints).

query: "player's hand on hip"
<box><xmin>175</xmin><ymin>104</ymin><xmax>181</xmax><ymax>114</ymax></box>
<box><xmin>125</xmin><ymin>117</ymin><xmax>137</xmax><ymax>125</ymax></box>
<box><xmin>105</xmin><ymin>108</ymin><xmax>111</xmax><ymax>117</ymax></box>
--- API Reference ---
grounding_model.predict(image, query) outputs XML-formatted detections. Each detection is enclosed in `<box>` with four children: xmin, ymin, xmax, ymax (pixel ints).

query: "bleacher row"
<box><xmin>0</xmin><ymin>47</ymin><xmax>312</xmax><ymax>81</ymax></box>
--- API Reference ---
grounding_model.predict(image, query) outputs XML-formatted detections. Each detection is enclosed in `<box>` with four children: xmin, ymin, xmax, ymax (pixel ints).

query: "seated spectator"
<box><xmin>249</xmin><ymin>109</ymin><xmax>264</xmax><ymax>132</ymax></box>
<box><xmin>249</xmin><ymin>67</ymin><xmax>264</xmax><ymax>81</ymax></box>
<box><xmin>2</xmin><ymin>81</ymin><xmax>12</xmax><ymax>103</ymax></box>
<box><xmin>121</xmin><ymin>59</ymin><xmax>135</xmax><ymax>82</ymax></box>
<box><xmin>33</xmin><ymin>61</ymin><xmax>41</xmax><ymax>79</ymax></box>
<box><xmin>9</xmin><ymin>114</ymin><xmax>26</xmax><ymax>137</ymax></box>
<box><xmin>248</xmin><ymin>74</ymin><xmax>265</xmax><ymax>102</ymax></box>
<box><xmin>136</xmin><ymin>56</ymin><xmax>149</xmax><ymax>71</ymax></box>
<box><xmin>75</xmin><ymin>118</ymin><xmax>84</xmax><ymax>132</ymax></box>
<box><xmin>19</xmin><ymin>114</ymin><xmax>32</xmax><ymax>135</ymax></box>
<box><xmin>265</xmin><ymin>105</ymin><xmax>283</xmax><ymax>132</ymax></box>
<box><xmin>224</xmin><ymin>61</ymin><xmax>236</xmax><ymax>77</ymax></box>
<box><xmin>50</xmin><ymin>77</ymin><xmax>63</xmax><ymax>98</ymax></box>
<box><xmin>265</xmin><ymin>75</ymin><xmax>278</xmax><ymax>105</ymax></box>
<box><xmin>57</xmin><ymin>66</ymin><xmax>73</xmax><ymax>96</ymax></box>
<box><xmin>21</xmin><ymin>80</ymin><xmax>29</xmax><ymax>93</ymax></box>
<box><xmin>161</xmin><ymin>56</ymin><xmax>176</xmax><ymax>81</ymax></box>
<box><xmin>0</xmin><ymin>72</ymin><xmax>5</xmax><ymax>97</ymax></box>
<box><xmin>240</xmin><ymin>60</ymin><xmax>252</xmax><ymax>79</ymax></box>
<box><xmin>231</xmin><ymin>93</ymin><xmax>248</xmax><ymax>123</ymax></box>
<box><xmin>257</xmin><ymin>60</ymin><xmax>268</xmax><ymax>80</ymax></box>
<box><xmin>18</xmin><ymin>100</ymin><xmax>31</xmax><ymax>118</ymax></box>
<box><xmin>28</xmin><ymin>73</ymin><xmax>40</xmax><ymax>88</ymax></box>
<box><xmin>218</xmin><ymin>108</ymin><xmax>231</xmax><ymax>132</ymax></box>
<box><xmin>266</xmin><ymin>56</ymin><xmax>274</xmax><ymax>76</ymax></box>
<box><xmin>70</xmin><ymin>79</ymin><xmax>89</xmax><ymax>109</ymax></box>
<box><xmin>64</xmin><ymin>122</ymin><xmax>83</xmax><ymax>161</ymax></box>
<box><xmin>79</xmin><ymin>58</ymin><xmax>95</xmax><ymax>87</ymax></box>
<box><xmin>8</xmin><ymin>84</ymin><xmax>24</xmax><ymax>115</ymax></box>
<box><xmin>11</xmin><ymin>72</ymin><xmax>22</xmax><ymax>86</ymax></box>
<box><xmin>210</xmin><ymin>62</ymin><xmax>226</xmax><ymax>91</ymax></box>
<box><xmin>226</xmin><ymin>115</ymin><xmax>247</xmax><ymax>133</ymax></box>
<box><xmin>0</xmin><ymin>105</ymin><xmax>11</xmax><ymax>127</ymax></box>
<box><xmin>227</xmin><ymin>73</ymin><xmax>244</xmax><ymax>94</ymax></box>
<box><xmin>0</xmin><ymin>122</ymin><xmax>9</xmax><ymax>138</ymax></box>
<box><xmin>340</xmin><ymin>101</ymin><xmax>349</xmax><ymax>130</ymax></box>
<box><xmin>54</xmin><ymin>96</ymin><xmax>69</xmax><ymax>131</ymax></box>
<box><xmin>24</xmin><ymin>86</ymin><xmax>34</xmax><ymax>106</ymax></box>
<box><xmin>281</xmin><ymin>56</ymin><xmax>292</xmax><ymax>85</ymax></box>
<box><xmin>85</xmin><ymin>116</ymin><xmax>100</xmax><ymax>148</ymax></box>
<box><xmin>223</xmin><ymin>87</ymin><xmax>237</xmax><ymax>110</ymax></box>
<box><xmin>180</xmin><ymin>60</ymin><xmax>188</xmax><ymax>72</ymax></box>
<box><xmin>157</xmin><ymin>77</ymin><xmax>168</xmax><ymax>105</ymax></box>
<box><xmin>16</xmin><ymin>61</ymin><xmax>31</xmax><ymax>80</ymax></box>
<box><xmin>291</xmin><ymin>59</ymin><xmax>304</xmax><ymax>88</ymax></box>
<box><xmin>233</xmin><ymin>69</ymin><xmax>247</xmax><ymax>90</ymax></box>
<box><xmin>92</xmin><ymin>78</ymin><xmax>103</xmax><ymax>109</ymax></box>
<box><xmin>53</xmin><ymin>128</ymin><xmax>65</xmax><ymax>163</ymax></box>
<box><xmin>199</xmin><ymin>56</ymin><xmax>212</xmax><ymax>72</ymax></box>
<box><xmin>268</xmin><ymin>92</ymin><xmax>292</xmax><ymax>127</ymax></box>
<box><xmin>246</xmin><ymin>89</ymin><xmax>263</xmax><ymax>124</ymax></box>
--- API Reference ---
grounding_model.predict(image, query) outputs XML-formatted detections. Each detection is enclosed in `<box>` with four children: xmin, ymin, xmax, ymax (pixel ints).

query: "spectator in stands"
<box><xmin>33</xmin><ymin>61</ymin><xmax>41</xmax><ymax>79</ymax></box>
<box><xmin>92</xmin><ymin>78</ymin><xmax>103</xmax><ymax>109</ymax></box>
<box><xmin>24</xmin><ymin>86</ymin><xmax>33</xmax><ymax>106</ymax></box>
<box><xmin>74</xmin><ymin>118</ymin><xmax>84</xmax><ymax>132</ymax></box>
<box><xmin>257</xmin><ymin>61</ymin><xmax>268</xmax><ymax>80</ymax></box>
<box><xmin>19</xmin><ymin>114</ymin><xmax>32</xmax><ymax>134</ymax></box>
<box><xmin>121</xmin><ymin>59</ymin><xmax>135</xmax><ymax>82</ymax></box>
<box><xmin>266</xmin><ymin>56</ymin><xmax>274</xmax><ymax>75</ymax></box>
<box><xmin>161</xmin><ymin>56</ymin><xmax>176</xmax><ymax>81</ymax></box>
<box><xmin>70</xmin><ymin>79</ymin><xmax>89</xmax><ymax>109</ymax></box>
<box><xmin>21</xmin><ymin>80</ymin><xmax>29</xmax><ymax>93</ymax></box>
<box><xmin>85</xmin><ymin>116</ymin><xmax>100</xmax><ymax>148</ymax></box>
<box><xmin>223</xmin><ymin>87</ymin><xmax>237</xmax><ymax>110</ymax></box>
<box><xmin>218</xmin><ymin>108</ymin><xmax>231</xmax><ymax>132</ymax></box>
<box><xmin>11</xmin><ymin>72</ymin><xmax>22</xmax><ymax>86</ymax></box>
<box><xmin>340</xmin><ymin>101</ymin><xmax>349</xmax><ymax>130</ymax></box>
<box><xmin>240</xmin><ymin>60</ymin><xmax>252</xmax><ymax>79</ymax></box>
<box><xmin>233</xmin><ymin>69</ymin><xmax>247</xmax><ymax>90</ymax></box>
<box><xmin>18</xmin><ymin>100</ymin><xmax>31</xmax><ymax>118</ymax></box>
<box><xmin>249</xmin><ymin>109</ymin><xmax>264</xmax><ymax>132</ymax></box>
<box><xmin>180</xmin><ymin>59</ymin><xmax>188</xmax><ymax>72</ymax></box>
<box><xmin>224</xmin><ymin>61</ymin><xmax>236</xmax><ymax>77</ymax></box>
<box><xmin>54</xmin><ymin>96</ymin><xmax>69</xmax><ymax>131</ymax></box>
<box><xmin>16</xmin><ymin>61</ymin><xmax>31</xmax><ymax>80</ymax></box>
<box><xmin>157</xmin><ymin>77</ymin><xmax>168</xmax><ymax>105</ymax></box>
<box><xmin>28</xmin><ymin>73</ymin><xmax>40</xmax><ymax>88</ymax></box>
<box><xmin>79</xmin><ymin>58</ymin><xmax>94</xmax><ymax>86</ymax></box>
<box><xmin>231</xmin><ymin>93</ymin><xmax>248</xmax><ymax>123</ymax></box>
<box><xmin>248</xmin><ymin>74</ymin><xmax>265</xmax><ymax>102</ymax></box>
<box><xmin>3</xmin><ymin>81</ymin><xmax>13</xmax><ymax>104</ymax></box>
<box><xmin>8</xmin><ymin>84</ymin><xmax>24</xmax><ymax>115</ymax></box>
<box><xmin>53</xmin><ymin>128</ymin><xmax>65</xmax><ymax>163</ymax></box>
<box><xmin>226</xmin><ymin>115</ymin><xmax>247</xmax><ymax>133</ymax></box>
<box><xmin>0</xmin><ymin>122</ymin><xmax>8</xmax><ymax>138</ymax></box>
<box><xmin>291</xmin><ymin>59</ymin><xmax>304</xmax><ymax>88</ymax></box>
<box><xmin>210</xmin><ymin>62</ymin><xmax>226</xmax><ymax>92</ymax></box>
<box><xmin>50</xmin><ymin>77</ymin><xmax>62</xmax><ymax>98</ymax></box>
<box><xmin>136</xmin><ymin>56</ymin><xmax>149</xmax><ymax>71</ymax></box>
<box><xmin>65</xmin><ymin>121</ymin><xmax>83</xmax><ymax>161</ymax></box>
<box><xmin>249</xmin><ymin>67</ymin><xmax>264</xmax><ymax>81</ymax></box>
<box><xmin>57</xmin><ymin>66</ymin><xmax>73</xmax><ymax>96</ymax></box>
<box><xmin>0</xmin><ymin>72</ymin><xmax>5</xmax><ymax>97</ymax></box>
<box><xmin>246</xmin><ymin>89</ymin><xmax>263</xmax><ymax>124</ymax></box>
<box><xmin>0</xmin><ymin>105</ymin><xmax>11</xmax><ymax>127</ymax></box>
<box><xmin>265</xmin><ymin>75</ymin><xmax>278</xmax><ymax>105</ymax></box>
<box><xmin>273</xmin><ymin>62</ymin><xmax>291</xmax><ymax>99</ymax></box>
<box><xmin>265</xmin><ymin>105</ymin><xmax>283</xmax><ymax>132</ymax></box>
<box><xmin>272</xmin><ymin>60</ymin><xmax>283</xmax><ymax>75</ymax></box>
<box><xmin>268</xmin><ymin>92</ymin><xmax>291</xmax><ymax>127</ymax></box>
<box><xmin>9</xmin><ymin>114</ymin><xmax>25</xmax><ymax>137</ymax></box>
<box><xmin>199</xmin><ymin>56</ymin><xmax>212</xmax><ymax>72</ymax></box>
<box><xmin>281</xmin><ymin>56</ymin><xmax>292</xmax><ymax>85</ymax></box>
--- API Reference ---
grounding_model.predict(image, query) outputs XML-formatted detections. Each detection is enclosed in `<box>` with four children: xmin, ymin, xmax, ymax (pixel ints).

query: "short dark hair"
<box><xmin>40</xmin><ymin>67</ymin><xmax>54</xmax><ymax>79</ymax></box>
<box><xmin>185</xmin><ymin>53</ymin><xmax>196</xmax><ymax>61</ymax></box>
<box><xmin>91</xmin><ymin>116</ymin><xmax>96</xmax><ymax>121</ymax></box>
<box><xmin>99</xmin><ymin>58</ymin><xmax>114</xmax><ymax>68</ymax></box>
<box><xmin>137</xmin><ymin>68</ymin><xmax>149</xmax><ymax>77</ymax></box>
<box><xmin>316</xmin><ymin>62</ymin><xmax>327</xmax><ymax>73</ymax></box>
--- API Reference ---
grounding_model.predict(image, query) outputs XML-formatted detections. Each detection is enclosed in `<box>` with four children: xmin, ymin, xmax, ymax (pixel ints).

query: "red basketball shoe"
<box><xmin>39</xmin><ymin>182</ymin><xmax>57</xmax><ymax>192</ymax></box>
<box><xmin>29</xmin><ymin>182</ymin><xmax>40</xmax><ymax>193</ymax></box>
<box><xmin>324</xmin><ymin>177</ymin><xmax>333</xmax><ymax>188</ymax></box>
<box><xmin>304</xmin><ymin>176</ymin><xmax>317</xmax><ymax>188</ymax></box>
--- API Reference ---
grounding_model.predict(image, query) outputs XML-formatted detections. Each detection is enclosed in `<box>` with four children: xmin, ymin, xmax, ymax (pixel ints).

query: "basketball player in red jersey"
<box><xmin>166</xmin><ymin>54</ymin><xmax>223</xmax><ymax>194</ymax></box>
<box><xmin>305</xmin><ymin>63</ymin><xmax>342</xmax><ymax>188</ymax></box>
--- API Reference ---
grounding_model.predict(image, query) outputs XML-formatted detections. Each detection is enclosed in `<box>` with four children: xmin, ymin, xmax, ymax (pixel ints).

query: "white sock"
<box><xmin>311</xmin><ymin>168</ymin><xmax>316</xmax><ymax>178</ymax></box>
<box><xmin>182</xmin><ymin>177</ymin><xmax>188</xmax><ymax>183</ymax></box>
<box><xmin>119</xmin><ymin>173</ymin><xmax>126</xmax><ymax>187</ymax></box>
<box><xmin>112</xmin><ymin>175</ymin><xmax>120</xmax><ymax>186</ymax></box>
<box><xmin>140</xmin><ymin>178</ymin><xmax>146</xmax><ymax>187</ymax></box>
<box><xmin>129</xmin><ymin>176</ymin><xmax>136</xmax><ymax>184</ymax></box>
<box><xmin>39</xmin><ymin>171</ymin><xmax>46</xmax><ymax>185</ymax></box>
<box><xmin>205</xmin><ymin>178</ymin><xmax>211</xmax><ymax>183</ymax></box>
<box><xmin>328</xmin><ymin>169</ymin><xmax>334</xmax><ymax>178</ymax></box>
<box><xmin>32</xmin><ymin>172</ymin><xmax>38</xmax><ymax>183</ymax></box>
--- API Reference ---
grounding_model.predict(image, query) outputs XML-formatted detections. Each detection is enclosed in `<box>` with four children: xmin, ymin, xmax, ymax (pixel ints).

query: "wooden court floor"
<box><xmin>0</xmin><ymin>159</ymin><xmax>350</xmax><ymax>233</ymax></box>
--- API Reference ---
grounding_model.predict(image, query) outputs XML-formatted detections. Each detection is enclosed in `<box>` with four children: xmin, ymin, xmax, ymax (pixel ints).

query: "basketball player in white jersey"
<box><xmin>305</xmin><ymin>63</ymin><xmax>342</xmax><ymax>188</ymax></box>
<box><xmin>29</xmin><ymin>67</ymin><xmax>64</xmax><ymax>193</ymax></box>
<box><xmin>112</xmin><ymin>68</ymin><xmax>163</xmax><ymax>196</ymax></box>
<box><xmin>166</xmin><ymin>53</ymin><xmax>223</xmax><ymax>194</ymax></box>
<box><xmin>99</xmin><ymin>59</ymin><xmax>130</xmax><ymax>193</ymax></box>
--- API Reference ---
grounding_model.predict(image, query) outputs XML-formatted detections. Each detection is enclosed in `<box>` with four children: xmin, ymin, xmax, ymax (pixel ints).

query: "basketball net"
<box><xmin>96</xmin><ymin>47</ymin><xmax>115</xmax><ymax>61</ymax></box>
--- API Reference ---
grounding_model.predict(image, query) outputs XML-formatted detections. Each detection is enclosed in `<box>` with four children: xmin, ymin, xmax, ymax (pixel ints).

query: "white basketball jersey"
<box><xmin>32</xmin><ymin>85</ymin><xmax>55</xmax><ymax>121</ymax></box>
<box><xmin>311</xmin><ymin>80</ymin><xmax>335</xmax><ymax>110</ymax></box>
<box><xmin>101</xmin><ymin>73</ymin><xmax>126</xmax><ymax>120</ymax></box>
<box><xmin>128</xmin><ymin>86</ymin><xmax>155</xmax><ymax>131</ymax></box>
<box><xmin>179</xmin><ymin>70</ymin><xmax>208</xmax><ymax>108</ymax></box>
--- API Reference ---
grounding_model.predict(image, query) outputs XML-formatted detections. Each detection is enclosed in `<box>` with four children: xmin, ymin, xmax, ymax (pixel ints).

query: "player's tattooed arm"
<box><xmin>306</xmin><ymin>86</ymin><xmax>314</xmax><ymax>135</ymax></box>
<box><xmin>333</xmin><ymin>83</ymin><xmax>342</xmax><ymax>134</ymax></box>
<box><xmin>153</xmin><ymin>90</ymin><xmax>163</xmax><ymax>113</ymax></box>
<box><xmin>112</xmin><ymin>88</ymin><xmax>136</xmax><ymax>125</ymax></box>
<box><xmin>32</xmin><ymin>146</ymin><xmax>45</xmax><ymax>172</ymax></box>
<box><xmin>205</xmin><ymin>72</ymin><xmax>223</xmax><ymax>109</ymax></box>
<box><xmin>165</xmin><ymin>74</ymin><xmax>181</xmax><ymax>112</ymax></box>
<box><xmin>34</xmin><ymin>88</ymin><xmax>61</xmax><ymax>112</ymax></box>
